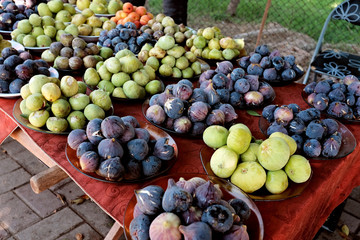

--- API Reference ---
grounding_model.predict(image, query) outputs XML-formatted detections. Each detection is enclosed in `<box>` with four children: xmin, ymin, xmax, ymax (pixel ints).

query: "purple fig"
<box><xmin>180</xmin><ymin>206</ymin><xmax>203</xmax><ymax>225</ymax></box>
<box><xmin>101</xmin><ymin>116</ymin><xmax>126</xmax><ymax>139</ymax></box>
<box><xmin>133</xmin><ymin>203</ymin><xmax>144</xmax><ymax>218</ymax></box>
<box><xmin>222</xmin><ymin>225</ymin><xmax>250</xmax><ymax>240</ymax></box>
<box><xmin>218</xmin><ymin>103</ymin><xmax>238</xmax><ymax>122</ymax></box>
<box><xmin>130</xmin><ymin>214</ymin><xmax>151</xmax><ymax>240</ymax></box>
<box><xmin>176</xmin><ymin>177</ymin><xmax>207</xmax><ymax>195</ymax></box>
<box><xmin>228</xmin><ymin>198</ymin><xmax>251</xmax><ymax>223</ymax></box>
<box><xmin>149</xmin><ymin>212</ymin><xmax>181</xmax><ymax>240</ymax></box>
<box><xmin>118</xmin><ymin>122</ymin><xmax>136</xmax><ymax>143</ymax></box>
<box><xmin>79</xmin><ymin>151</ymin><xmax>99</xmax><ymax>173</ymax></box>
<box><xmin>135</xmin><ymin>185</ymin><xmax>164</xmax><ymax>215</ymax></box>
<box><xmin>244</xmin><ymin>91</ymin><xmax>264</xmax><ymax>106</ymax></box>
<box><xmin>68</xmin><ymin>129</ymin><xmax>87</xmax><ymax>150</ymax></box>
<box><xmin>188</xmin><ymin>101</ymin><xmax>209</xmax><ymax>122</ymax></box>
<box><xmin>172</xmin><ymin>83</ymin><xmax>193</xmax><ymax>101</ymax></box>
<box><xmin>201</xmin><ymin>204</ymin><xmax>233</xmax><ymax>232</ymax></box>
<box><xmin>164</xmin><ymin>97</ymin><xmax>185</xmax><ymax>119</ymax></box>
<box><xmin>191</xmin><ymin>122</ymin><xmax>207</xmax><ymax>135</ymax></box>
<box><xmin>97</xmin><ymin>138</ymin><xmax>124</xmax><ymax>159</ymax></box>
<box><xmin>162</xmin><ymin>178</ymin><xmax>193</xmax><ymax>212</ymax></box>
<box><xmin>195</xmin><ymin>181</ymin><xmax>222</xmax><ymax>209</ymax></box>
<box><xmin>204</xmin><ymin>82</ymin><xmax>220</xmax><ymax>106</ymax></box>
<box><xmin>179</xmin><ymin>222</ymin><xmax>212</xmax><ymax>240</ymax></box>
<box><xmin>216</xmin><ymin>61</ymin><xmax>234</xmax><ymax>75</ymax></box>
<box><xmin>173</xmin><ymin>116</ymin><xmax>192</xmax><ymax>133</ymax></box>
<box><xmin>153</xmin><ymin>137</ymin><xmax>175</xmax><ymax>160</ymax></box>
<box><xmin>199</xmin><ymin>69</ymin><xmax>216</xmax><ymax>83</ymax></box>
<box><xmin>121</xmin><ymin>115</ymin><xmax>140</xmax><ymax>128</ymax></box>
<box><xmin>189</xmin><ymin>88</ymin><xmax>207</xmax><ymax>103</ymax></box>
<box><xmin>206</xmin><ymin>109</ymin><xmax>225</xmax><ymax>126</ymax></box>
<box><xmin>274</xmin><ymin>106</ymin><xmax>293</xmax><ymax>126</ymax></box>
<box><xmin>146</xmin><ymin>104</ymin><xmax>166</xmax><ymax>125</ymax></box>
<box><xmin>96</xmin><ymin>157</ymin><xmax>124</xmax><ymax>181</ymax></box>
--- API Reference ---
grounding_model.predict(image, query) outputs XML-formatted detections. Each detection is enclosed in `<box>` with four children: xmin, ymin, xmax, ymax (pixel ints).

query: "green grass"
<box><xmin>147</xmin><ymin>0</ymin><xmax>356</xmax><ymax>44</ymax></box>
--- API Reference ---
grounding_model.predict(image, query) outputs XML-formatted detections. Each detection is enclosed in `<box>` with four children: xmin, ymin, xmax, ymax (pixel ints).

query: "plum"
<box><xmin>135</xmin><ymin>128</ymin><xmax>150</xmax><ymax>142</ymax></box>
<box><xmin>146</xmin><ymin>104</ymin><xmax>166</xmax><ymax>125</ymax></box>
<box><xmin>172</xmin><ymin>83</ymin><xmax>193</xmax><ymax>101</ymax></box>
<box><xmin>191</xmin><ymin>122</ymin><xmax>207</xmax><ymax>135</ymax></box>
<box><xmin>76</xmin><ymin>142</ymin><xmax>94</xmax><ymax>159</ymax></box>
<box><xmin>127</xmin><ymin>139</ymin><xmax>149</xmax><ymax>161</ymax></box>
<box><xmin>98</xmin><ymin>138</ymin><xmax>124</xmax><ymax>159</ymax></box>
<box><xmin>222</xmin><ymin>225</ymin><xmax>250</xmax><ymax>240</ymax></box>
<box><xmin>195</xmin><ymin>181</ymin><xmax>222</xmax><ymax>209</ymax></box>
<box><xmin>314</xmin><ymin>80</ymin><xmax>331</xmax><ymax>94</ymax></box>
<box><xmin>164</xmin><ymin>97</ymin><xmax>184</xmax><ymax>119</ymax></box>
<box><xmin>130</xmin><ymin>214</ymin><xmax>151</xmax><ymax>240</ymax></box>
<box><xmin>174</xmin><ymin>116</ymin><xmax>192</xmax><ymax>133</ymax></box>
<box><xmin>188</xmin><ymin>101</ymin><xmax>209</xmax><ymax>122</ymax></box>
<box><xmin>228</xmin><ymin>198</ymin><xmax>251</xmax><ymax>223</ymax></box>
<box><xmin>149</xmin><ymin>212</ymin><xmax>181</xmax><ymax>240</ymax></box>
<box><xmin>179</xmin><ymin>222</ymin><xmax>213</xmax><ymax>240</ymax></box>
<box><xmin>274</xmin><ymin>106</ymin><xmax>293</xmax><ymax>126</ymax></box>
<box><xmin>234</xmin><ymin>78</ymin><xmax>250</xmax><ymax>94</ymax></box>
<box><xmin>142</xmin><ymin>156</ymin><xmax>162</xmax><ymax>177</ymax></box>
<box><xmin>67</xmin><ymin>129</ymin><xmax>87</xmax><ymax>150</ymax></box>
<box><xmin>180</xmin><ymin>206</ymin><xmax>203</xmax><ymax>225</ymax></box>
<box><xmin>303</xmin><ymin>139</ymin><xmax>322</xmax><ymax>158</ymax></box>
<box><xmin>218</xmin><ymin>103</ymin><xmax>238</xmax><ymax>122</ymax></box>
<box><xmin>267</xmin><ymin>122</ymin><xmax>288</xmax><ymax>136</ymax></box>
<box><xmin>97</xmin><ymin>157</ymin><xmax>125</xmax><ymax>181</ymax></box>
<box><xmin>206</xmin><ymin>109</ymin><xmax>225</xmax><ymax>126</ymax></box>
<box><xmin>121</xmin><ymin>115</ymin><xmax>140</xmax><ymax>128</ymax></box>
<box><xmin>189</xmin><ymin>88</ymin><xmax>207</xmax><ymax>103</ymax></box>
<box><xmin>212</xmin><ymin>73</ymin><xmax>228</xmax><ymax>89</ymax></box>
<box><xmin>216</xmin><ymin>61</ymin><xmax>233</xmax><ymax>75</ymax></box>
<box><xmin>258</xmin><ymin>81</ymin><xmax>275</xmax><ymax>100</ymax></box>
<box><xmin>86</xmin><ymin>118</ymin><xmax>104</xmax><ymax>145</ymax></box>
<box><xmin>153</xmin><ymin>137</ymin><xmax>175</xmax><ymax>160</ymax></box>
<box><xmin>230</xmin><ymin>68</ymin><xmax>245</xmax><ymax>81</ymax></box>
<box><xmin>201</xmin><ymin>204</ymin><xmax>233</xmax><ymax>232</ymax></box>
<box><xmin>262</xmin><ymin>104</ymin><xmax>277</xmax><ymax>122</ymax></box>
<box><xmin>244</xmin><ymin>91</ymin><xmax>264</xmax><ymax>106</ymax></box>
<box><xmin>162</xmin><ymin>178</ymin><xmax>193</xmax><ymax>212</ymax></box>
<box><xmin>100</xmin><ymin>116</ymin><xmax>126</xmax><ymax>139</ymax></box>
<box><xmin>79</xmin><ymin>151</ymin><xmax>99</xmax><ymax>173</ymax></box>
<box><xmin>124</xmin><ymin>159</ymin><xmax>142</xmax><ymax>180</ymax></box>
<box><xmin>313</xmin><ymin>93</ymin><xmax>329</xmax><ymax>111</ymax></box>
<box><xmin>289</xmin><ymin>118</ymin><xmax>306</xmax><ymax>135</ymax></box>
<box><xmin>135</xmin><ymin>185</ymin><xmax>164</xmax><ymax>215</ymax></box>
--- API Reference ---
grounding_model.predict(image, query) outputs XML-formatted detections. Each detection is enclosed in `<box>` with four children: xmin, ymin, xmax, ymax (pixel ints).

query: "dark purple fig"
<box><xmin>327</xmin><ymin>101</ymin><xmax>349</xmax><ymax>118</ymax></box>
<box><xmin>130</xmin><ymin>214</ymin><xmax>151</xmax><ymax>240</ymax></box>
<box><xmin>76</xmin><ymin>142</ymin><xmax>94</xmax><ymax>158</ymax></box>
<box><xmin>258</xmin><ymin>81</ymin><xmax>275</xmax><ymax>100</ymax></box>
<box><xmin>165</xmin><ymin>117</ymin><xmax>175</xmax><ymax>130</ymax></box>
<box><xmin>322</xmin><ymin>118</ymin><xmax>339</xmax><ymax>135</ymax></box>
<box><xmin>118</xmin><ymin>122</ymin><xmax>136</xmax><ymax>143</ymax></box>
<box><xmin>98</xmin><ymin>138</ymin><xmax>124</xmax><ymax>159</ymax></box>
<box><xmin>157</xmin><ymin>89</ymin><xmax>174</xmax><ymax>107</ymax></box>
<box><xmin>172</xmin><ymin>83</ymin><xmax>193</xmax><ymax>101</ymax></box>
<box><xmin>244</xmin><ymin>75</ymin><xmax>259</xmax><ymax>91</ymax></box>
<box><xmin>216</xmin><ymin>60</ymin><xmax>233</xmax><ymax>75</ymax></box>
<box><xmin>162</xmin><ymin>178</ymin><xmax>193</xmax><ymax>212</ymax></box>
<box><xmin>200</xmin><ymin>80</ymin><xmax>211</xmax><ymax>89</ymax></box>
<box><xmin>244</xmin><ymin>91</ymin><xmax>263</xmax><ymax>106</ymax></box>
<box><xmin>97</xmin><ymin>157</ymin><xmax>125</xmax><ymax>181</ymax></box>
<box><xmin>79</xmin><ymin>151</ymin><xmax>99</xmax><ymax>172</ymax></box>
<box><xmin>142</xmin><ymin>156</ymin><xmax>162</xmax><ymax>177</ymax></box>
<box><xmin>191</xmin><ymin>122</ymin><xmax>207</xmax><ymax>135</ymax></box>
<box><xmin>133</xmin><ymin>203</ymin><xmax>143</xmax><ymax>218</ymax></box>
<box><xmin>195</xmin><ymin>181</ymin><xmax>222</xmax><ymax>209</ymax></box>
<box><xmin>101</xmin><ymin>116</ymin><xmax>126</xmax><ymax>139</ymax></box>
<box><xmin>153</xmin><ymin>137</ymin><xmax>175</xmax><ymax>160</ymax></box>
<box><xmin>267</xmin><ymin>122</ymin><xmax>288</xmax><ymax>136</ymax></box>
<box><xmin>212</xmin><ymin>73</ymin><xmax>228</xmax><ymax>89</ymax></box>
<box><xmin>303</xmin><ymin>139</ymin><xmax>322</xmax><ymax>158</ymax></box>
<box><xmin>262</xmin><ymin>104</ymin><xmax>277</xmax><ymax>122</ymax></box>
<box><xmin>189</xmin><ymin>88</ymin><xmax>207</xmax><ymax>103</ymax></box>
<box><xmin>146</xmin><ymin>104</ymin><xmax>166</xmax><ymax>125</ymax></box>
<box><xmin>135</xmin><ymin>128</ymin><xmax>150</xmax><ymax>142</ymax></box>
<box><xmin>238</xmin><ymin>56</ymin><xmax>250</xmax><ymax>69</ymax></box>
<box><xmin>180</xmin><ymin>206</ymin><xmax>203</xmax><ymax>225</ymax></box>
<box><xmin>121</xmin><ymin>115</ymin><xmax>140</xmax><ymax>128</ymax></box>
<box><xmin>124</xmin><ymin>158</ymin><xmax>142</xmax><ymax>180</ymax></box>
<box><xmin>15</xmin><ymin>64</ymin><xmax>33</xmax><ymax>81</ymax></box>
<box><xmin>304</xmin><ymin>82</ymin><xmax>317</xmax><ymax>94</ymax></box>
<box><xmin>86</xmin><ymin>118</ymin><xmax>104</xmax><ymax>145</ymax></box>
<box><xmin>322</xmin><ymin>137</ymin><xmax>340</xmax><ymax>158</ymax></box>
<box><xmin>173</xmin><ymin>116</ymin><xmax>192</xmax><ymax>133</ymax></box>
<box><xmin>222</xmin><ymin>225</ymin><xmax>250</xmax><ymax>240</ymax></box>
<box><xmin>68</xmin><ymin>129</ymin><xmax>87</xmax><ymax>150</ymax></box>
<box><xmin>1</xmin><ymin>47</ymin><xmax>17</xmax><ymax>59</ymax></box>
<box><xmin>19</xmin><ymin>51</ymin><xmax>32</xmax><ymax>61</ymax></box>
<box><xmin>204</xmin><ymin>82</ymin><xmax>220</xmax><ymax>106</ymax></box>
<box><xmin>307</xmin><ymin>92</ymin><xmax>316</xmax><ymax>105</ymax></box>
<box><xmin>343</xmin><ymin>75</ymin><xmax>359</xmax><ymax>86</ymax></box>
<box><xmin>127</xmin><ymin>139</ymin><xmax>149</xmax><ymax>161</ymax></box>
<box><xmin>230</xmin><ymin>68</ymin><xmax>246</xmax><ymax>81</ymax></box>
<box><xmin>218</xmin><ymin>103</ymin><xmax>238</xmax><ymax>122</ymax></box>
<box><xmin>234</xmin><ymin>78</ymin><xmax>250</xmax><ymax>94</ymax></box>
<box><xmin>164</xmin><ymin>97</ymin><xmax>184</xmax><ymax>119</ymax></box>
<box><xmin>199</xmin><ymin>69</ymin><xmax>216</xmax><ymax>84</ymax></box>
<box><xmin>149</xmin><ymin>94</ymin><xmax>160</xmax><ymax>106</ymax></box>
<box><xmin>206</xmin><ymin>109</ymin><xmax>225</xmax><ymax>126</ymax></box>
<box><xmin>176</xmin><ymin>177</ymin><xmax>207</xmax><ymax>195</ymax></box>
<box><xmin>188</xmin><ymin>101</ymin><xmax>209</xmax><ymax>122</ymax></box>
<box><xmin>135</xmin><ymin>185</ymin><xmax>164</xmax><ymax>215</ymax></box>
<box><xmin>201</xmin><ymin>204</ymin><xmax>233</xmax><ymax>232</ymax></box>
<box><xmin>228</xmin><ymin>198</ymin><xmax>251</xmax><ymax>223</ymax></box>
<box><xmin>179</xmin><ymin>222</ymin><xmax>212</xmax><ymax>240</ymax></box>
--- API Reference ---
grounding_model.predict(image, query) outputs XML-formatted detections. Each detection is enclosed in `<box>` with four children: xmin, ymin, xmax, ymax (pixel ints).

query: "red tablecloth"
<box><xmin>1</xmin><ymin>83</ymin><xmax>360</xmax><ymax>240</ymax></box>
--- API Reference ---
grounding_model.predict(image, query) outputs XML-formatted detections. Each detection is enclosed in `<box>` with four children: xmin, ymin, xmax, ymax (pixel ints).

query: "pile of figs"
<box><xmin>19</xmin><ymin>74</ymin><xmax>112</xmax><ymax>132</ymax></box>
<box><xmin>146</xmin><ymin>78</ymin><xmax>239</xmax><ymax>135</ymax></box>
<box><xmin>304</xmin><ymin>75</ymin><xmax>360</xmax><ymax>121</ymax></box>
<box><xmin>129</xmin><ymin>177</ymin><xmax>251</xmax><ymax>239</ymax></box>
<box><xmin>98</xmin><ymin>22</ymin><xmax>156</xmax><ymax>54</ymax></box>
<box><xmin>262</xmin><ymin>103</ymin><xmax>343</xmax><ymax>158</ymax></box>
<box><xmin>199</xmin><ymin>60</ymin><xmax>276</xmax><ymax>108</ymax></box>
<box><xmin>41</xmin><ymin>34</ymin><xmax>110</xmax><ymax>71</ymax></box>
<box><xmin>67</xmin><ymin>115</ymin><xmax>176</xmax><ymax>181</ymax></box>
<box><xmin>83</xmin><ymin>49</ymin><xmax>163</xmax><ymax>100</ymax></box>
<box><xmin>239</xmin><ymin>45</ymin><xmax>304</xmax><ymax>83</ymax></box>
<box><xmin>0</xmin><ymin>47</ymin><xmax>53</xmax><ymax>93</ymax></box>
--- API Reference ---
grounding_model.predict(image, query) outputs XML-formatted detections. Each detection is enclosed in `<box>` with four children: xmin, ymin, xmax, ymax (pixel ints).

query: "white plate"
<box><xmin>0</xmin><ymin>30</ymin><xmax>12</xmax><ymax>37</ymax></box>
<box><xmin>24</xmin><ymin>46</ymin><xmax>50</xmax><ymax>52</ymax></box>
<box><xmin>0</xmin><ymin>67</ymin><xmax>59</xmax><ymax>98</ymax></box>
<box><xmin>75</xmin><ymin>6</ymin><xmax>114</xmax><ymax>17</ymax></box>
<box><xmin>78</xmin><ymin>35</ymin><xmax>99</xmax><ymax>42</ymax></box>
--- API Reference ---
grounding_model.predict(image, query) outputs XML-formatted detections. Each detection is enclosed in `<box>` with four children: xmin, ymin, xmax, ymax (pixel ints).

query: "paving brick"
<box><xmin>0</xmin><ymin>192</ymin><xmax>40</xmax><ymax>233</ymax></box>
<box><xmin>344</xmin><ymin>198</ymin><xmax>360</xmax><ymax>219</ymax></box>
<box><xmin>338</xmin><ymin>212</ymin><xmax>360</xmax><ymax>233</ymax></box>
<box><xmin>55</xmin><ymin>181</ymin><xmax>86</xmax><ymax>204</ymax></box>
<box><xmin>350</xmin><ymin>186</ymin><xmax>360</xmax><ymax>201</ymax></box>
<box><xmin>70</xmin><ymin>200</ymin><xmax>113</xmax><ymax>237</ymax></box>
<box><xmin>49</xmin><ymin>177</ymin><xmax>72</xmax><ymax>192</ymax></box>
<box><xmin>0</xmin><ymin>156</ymin><xmax>20</xmax><ymax>175</ymax></box>
<box><xmin>9</xmin><ymin>150</ymin><xmax>47</xmax><ymax>175</ymax></box>
<box><xmin>1</xmin><ymin>138</ymin><xmax>27</xmax><ymax>155</ymax></box>
<box><xmin>0</xmin><ymin>225</ymin><xmax>9</xmax><ymax>239</ymax></box>
<box><xmin>58</xmin><ymin>223</ymin><xmax>103</xmax><ymax>240</ymax></box>
<box><xmin>0</xmin><ymin>168</ymin><xmax>30</xmax><ymax>194</ymax></box>
<box><xmin>14</xmin><ymin>184</ymin><xmax>64</xmax><ymax>218</ymax></box>
<box><xmin>14</xmin><ymin>208</ymin><xmax>83</xmax><ymax>240</ymax></box>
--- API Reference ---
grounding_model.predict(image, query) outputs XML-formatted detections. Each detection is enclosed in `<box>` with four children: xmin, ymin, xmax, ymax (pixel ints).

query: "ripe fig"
<box><xmin>180</xmin><ymin>206</ymin><xmax>203</xmax><ymax>225</ymax></box>
<box><xmin>101</xmin><ymin>116</ymin><xmax>126</xmax><ymax>139</ymax></box>
<box><xmin>97</xmin><ymin>157</ymin><xmax>125</xmax><ymax>181</ymax></box>
<box><xmin>179</xmin><ymin>221</ymin><xmax>212</xmax><ymax>240</ymax></box>
<box><xmin>67</xmin><ymin>129</ymin><xmax>87</xmax><ymax>150</ymax></box>
<box><xmin>127</xmin><ymin>139</ymin><xmax>149</xmax><ymax>161</ymax></box>
<box><xmin>228</xmin><ymin>198</ymin><xmax>251</xmax><ymax>223</ymax></box>
<box><xmin>222</xmin><ymin>225</ymin><xmax>250</xmax><ymax>240</ymax></box>
<box><xmin>201</xmin><ymin>204</ymin><xmax>234</xmax><ymax>232</ymax></box>
<box><xmin>97</xmin><ymin>138</ymin><xmax>124</xmax><ymax>159</ymax></box>
<box><xmin>86</xmin><ymin>118</ymin><xmax>104</xmax><ymax>145</ymax></box>
<box><xmin>142</xmin><ymin>156</ymin><xmax>162</xmax><ymax>177</ymax></box>
<box><xmin>195</xmin><ymin>181</ymin><xmax>222</xmax><ymax>209</ymax></box>
<box><xmin>149</xmin><ymin>212</ymin><xmax>181</xmax><ymax>240</ymax></box>
<box><xmin>118</xmin><ymin>122</ymin><xmax>136</xmax><ymax>144</ymax></box>
<box><xmin>174</xmin><ymin>116</ymin><xmax>192</xmax><ymax>133</ymax></box>
<box><xmin>76</xmin><ymin>142</ymin><xmax>94</xmax><ymax>159</ymax></box>
<box><xmin>153</xmin><ymin>137</ymin><xmax>175</xmax><ymax>160</ymax></box>
<box><xmin>164</xmin><ymin>97</ymin><xmax>184</xmax><ymax>119</ymax></box>
<box><xmin>176</xmin><ymin>177</ymin><xmax>207</xmax><ymax>195</ymax></box>
<box><xmin>130</xmin><ymin>214</ymin><xmax>151</xmax><ymax>240</ymax></box>
<box><xmin>135</xmin><ymin>185</ymin><xmax>164</xmax><ymax>215</ymax></box>
<box><xmin>162</xmin><ymin>178</ymin><xmax>193</xmax><ymax>212</ymax></box>
<box><xmin>79</xmin><ymin>151</ymin><xmax>99</xmax><ymax>173</ymax></box>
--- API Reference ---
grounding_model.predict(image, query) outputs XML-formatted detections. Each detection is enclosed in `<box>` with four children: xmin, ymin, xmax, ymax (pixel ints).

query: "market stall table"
<box><xmin>1</xmin><ymin>83</ymin><xmax>359</xmax><ymax>240</ymax></box>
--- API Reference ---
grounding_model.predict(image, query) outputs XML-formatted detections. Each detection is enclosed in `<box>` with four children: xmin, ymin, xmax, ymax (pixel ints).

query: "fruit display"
<box><xmin>11</xmin><ymin>13</ymin><xmax>81</xmax><ymax>48</ymax></box>
<box><xmin>145</xmin><ymin>79</ymin><xmax>239</xmax><ymax>136</ymax></box>
<box><xmin>238</xmin><ymin>44</ymin><xmax>304</xmax><ymax>84</ymax></box>
<box><xmin>37</xmin><ymin>0</ymin><xmax>75</xmax><ymax>18</ymax></box>
<box><xmin>71</xmin><ymin>9</ymin><xmax>116</xmax><ymax>37</ymax></box>
<box><xmin>202</xmin><ymin>123</ymin><xmax>312</xmax><ymax>194</ymax></box>
<box><xmin>98</xmin><ymin>22</ymin><xmax>155</xmax><ymax>54</ymax></box>
<box><xmin>303</xmin><ymin>76</ymin><xmax>360</xmax><ymax>121</ymax></box>
<box><xmin>83</xmin><ymin>49</ymin><xmax>163</xmax><ymax>100</ymax></box>
<box><xmin>76</xmin><ymin>0</ymin><xmax>122</xmax><ymax>15</ymax></box>
<box><xmin>66</xmin><ymin>115</ymin><xmax>176</xmax><ymax>181</ymax></box>
<box><xmin>261</xmin><ymin>104</ymin><xmax>347</xmax><ymax>159</ymax></box>
<box><xmin>110</xmin><ymin>3</ymin><xmax>153</xmax><ymax>28</ymax></box>
<box><xmin>187</xmin><ymin>27</ymin><xmax>245</xmax><ymax>61</ymax></box>
<box><xmin>199</xmin><ymin>61</ymin><xmax>276</xmax><ymax>108</ymax></box>
<box><xmin>41</xmin><ymin>35</ymin><xmax>110</xmax><ymax>72</ymax></box>
<box><xmin>0</xmin><ymin>47</ymin><xmax>57</xmax><ymax>94</ymax></box>
<box><xmin>128</xmin><ymin>176</ymin><xmax>253</xmax><ymax>239</ymax></box>
<box><xmin>0</xmin><ymin>0</ymin><xmax>37</xmax><ymax>32</ymax></box>
<box><xmin>141</xmin><ymin>13</ymin><xmax>193</xmax><ymax>45</ymax></box>
<box><xmin>139</xmin><ymin>35</ymin><xmax>203</xmax><ymax>79</ymax></box>
<box><xmin>19</xmin><ymin>74</ymin><xmax>112</xmax><ymax>132</ymax></box>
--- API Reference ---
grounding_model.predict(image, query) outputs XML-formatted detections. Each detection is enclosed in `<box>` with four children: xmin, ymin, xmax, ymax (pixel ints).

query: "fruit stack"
<box><xmin>146</xmin><ymin>79</ymin><xmax>238</xmax><ymax>135</ymax></box>
<box><xmin>304</xmin><ymin>75</ymin><xmax>360</xmax><ymax>121</ymax></box>
<box><xmin>262</xmin><ymin>104</ymin><xmax>344</xmax><ymax>158</ymax></box>
<box><xmin>0</xmin><ymin>0</ymin><xmax>37</xmax><ymax>32</ymax></box>
<box><xmin>67</xmin><ymin>115</ymin><xmax>176</xmax><ymax>181</ymax></box>
<box><xmin>111</xmin><ymin>3</ymin><xmax>153</xmax><ymax>27</ymax></box>
<box><xmin>83</xmin><ymin>49</ymin><xmax>163</xmax><ymax>100</ymax></box>
<box><xmin>19</xmin><ymin>74</ymin><xmax>112</xmax><ymax>132</ymax></box>
<box><xmin>130</xmin><ymin>177</ymin><xmax>251</xmax><ymax>239</ymax></box>
<box><xmin>203</xmin><ymin>123</ymin><xmax>312</xmax><ymax>194</ymax></box>
<box><xmin>76</xmin><ymin>0</ymin><xmax>123</xmax><ymax>15</ymax></box>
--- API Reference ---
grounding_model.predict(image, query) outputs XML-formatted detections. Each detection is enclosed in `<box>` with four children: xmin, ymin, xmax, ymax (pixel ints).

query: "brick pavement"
<box><xmin>0</xmin><ymin>136</ymin><xmax>359</xmax><ymax>240</ymax></box>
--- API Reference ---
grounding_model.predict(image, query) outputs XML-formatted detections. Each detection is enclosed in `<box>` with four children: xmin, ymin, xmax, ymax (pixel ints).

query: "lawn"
<box><xmin>147</xmin><ymin>0</ymin><xmax>356</xmax><ymax>44</ymax></box>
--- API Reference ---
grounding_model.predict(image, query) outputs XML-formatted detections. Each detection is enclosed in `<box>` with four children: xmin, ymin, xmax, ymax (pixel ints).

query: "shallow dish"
<box><xmin>258</xmin><ymin>116</ymin><xmax>356</xmax><ymax>160</ymax></box>
<box><xmin>0</xmin><ymin>67</ymin><xmax>58</xmax><ymax>98</ymax></box>
<box><xmin>24</xmin><ymin>46</ymin><xmax>50</xmax><ymax>53</ymax></box>
<box><xmin>78</xmin><ymin>35</ymin><xmax>99</xmax><ymax>42</ymax></box>
<box><xmin>123</xmin><ymin>173</ymin><xmax>264</xmax><ymax>240</ymax></box>
<box><xmin>13</xmin><ymin>98</ymin><xmax>113</xmax><ymax>134</ymax></box>
<box><xmin>200</xmin><ymin>146</ymin><xmax>313</xmax><ymax>201</ymax></box>
<box><xmin>65</xmin><ymin>122</ymin><xmax>178</xmax><ymax>183</ymax></box>
<box><xmin>0</xmin><ymin>30</ymin><xmax>11</xmax><ymax>39</ymax></box>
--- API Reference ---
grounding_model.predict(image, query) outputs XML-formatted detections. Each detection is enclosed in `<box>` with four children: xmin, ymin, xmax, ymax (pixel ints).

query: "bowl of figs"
<box><xmin>66</xmin><ymin>115</ymin><xmax>178</xmax><ymax>183</ymax></box>
<box><xmin>123</xmin><ymin>173</ymin><xmax>264</xmax><ymax>240</ymax></box>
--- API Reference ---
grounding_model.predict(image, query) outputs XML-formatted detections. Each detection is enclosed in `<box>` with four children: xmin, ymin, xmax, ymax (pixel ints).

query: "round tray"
<box><xmin>200</xmin><ymin>146</ymin><xmax>313</xmax><ymax>201</ymax></box>
<box><xmin>65</xmin><ymin>121</ymin><xmax>178</xmax><ymax>183</ymax></box>
<box><xmin>78</xmin><ymin>35</ymin><xmax>100</xmax><ymax>42</ymax></box>
<box><xmin>258</xmin><ymin>116</ymin><xmax>357</xmax><ymax>160</ymax></box>
<box><xmin>24</xmin><ymin>46</ymin><xmax>50</xmax><ymax>53</ymax></box>
<box><xmin>0</xmin><ymin>67</ymin><xmax>59</xmax><ymax>98</ymax></box>
<box><xmin>75</xmin><ymin>6</ymin><xmax>115</xmax><ymax>17</ymax></box>
<box><xmin>123</xmin><ymin>173</ymin><xmax>264</xmax><ymax>240</ymax></box>
<box><xmin>13</xmin><ymin>98</ymin><xmax>114</xmax><ymax>134</ymax></box>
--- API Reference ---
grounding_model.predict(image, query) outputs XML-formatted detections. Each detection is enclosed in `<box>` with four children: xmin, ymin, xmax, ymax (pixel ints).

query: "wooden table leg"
<box><xmin>104</xmin><ymin>221</ymin><xmax>124</xmax><ymax>240</ymax></box>
<box><xmin>30</xmin><ymin>165</ymin><xmax>69</xmax><ymax>194</ymax></box>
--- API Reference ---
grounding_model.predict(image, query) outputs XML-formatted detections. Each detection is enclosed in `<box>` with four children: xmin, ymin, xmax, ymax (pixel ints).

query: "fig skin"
<box><xmin>201</xmin><ymin>204</ymin><xmax>234</xmax><ymax>233</ymax></box>
<box><xmin>130</xmin><ymin>214</ymin><xmax>151</xmax><ymax>240</ymax></box>
<box><xmin>179</xmin><ymin>221</ymin><xmax>213</xmax><ymax>240</ymax></box>
<box><xmin>149</xmin><ymin>212</ymin><xmax>182</xmax><ymax>240</ymax></box>
<box><xmin>67</xmin><ymin>129</ymin><xmax>87</xmax><ymax>150</ymax></box>
<box><xmin>195</xmin><ymin>181</ymin><xmax>222</xmax><ymax>209</ymax></box>
<box><xmin>96</xmin><ymin>157</ymin><xmax>125</xmax><ymax>181</ymax></box>
<box><xmin>101</xmin><ymin>115</ymin><xmax>126</xmax><ymax>139</ymax></box>
<box><xmin>135</xmin><ymin>185</ymin><xmax>164</xmax><ymax>215</ymax></box>
<box><xmin>162</xmin><ymin>178</ymin><xmax>193</xmax><ymax>212</ymax></box>
<box><xmin>153</xmin><ymin>137</ymin><xmax>175</xmax><ymax>161</ymax></box>
<box><xmin>222</xmin><ymin>225</ymin><xmax>250</xmax><ymax>240</ymax></box>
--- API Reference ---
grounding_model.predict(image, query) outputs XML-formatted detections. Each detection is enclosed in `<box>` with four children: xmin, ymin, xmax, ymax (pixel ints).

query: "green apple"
<box><xmin>210</xmin><ymin>146</ymin><xmax>238</xmax><ymax>178</ymax></box>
